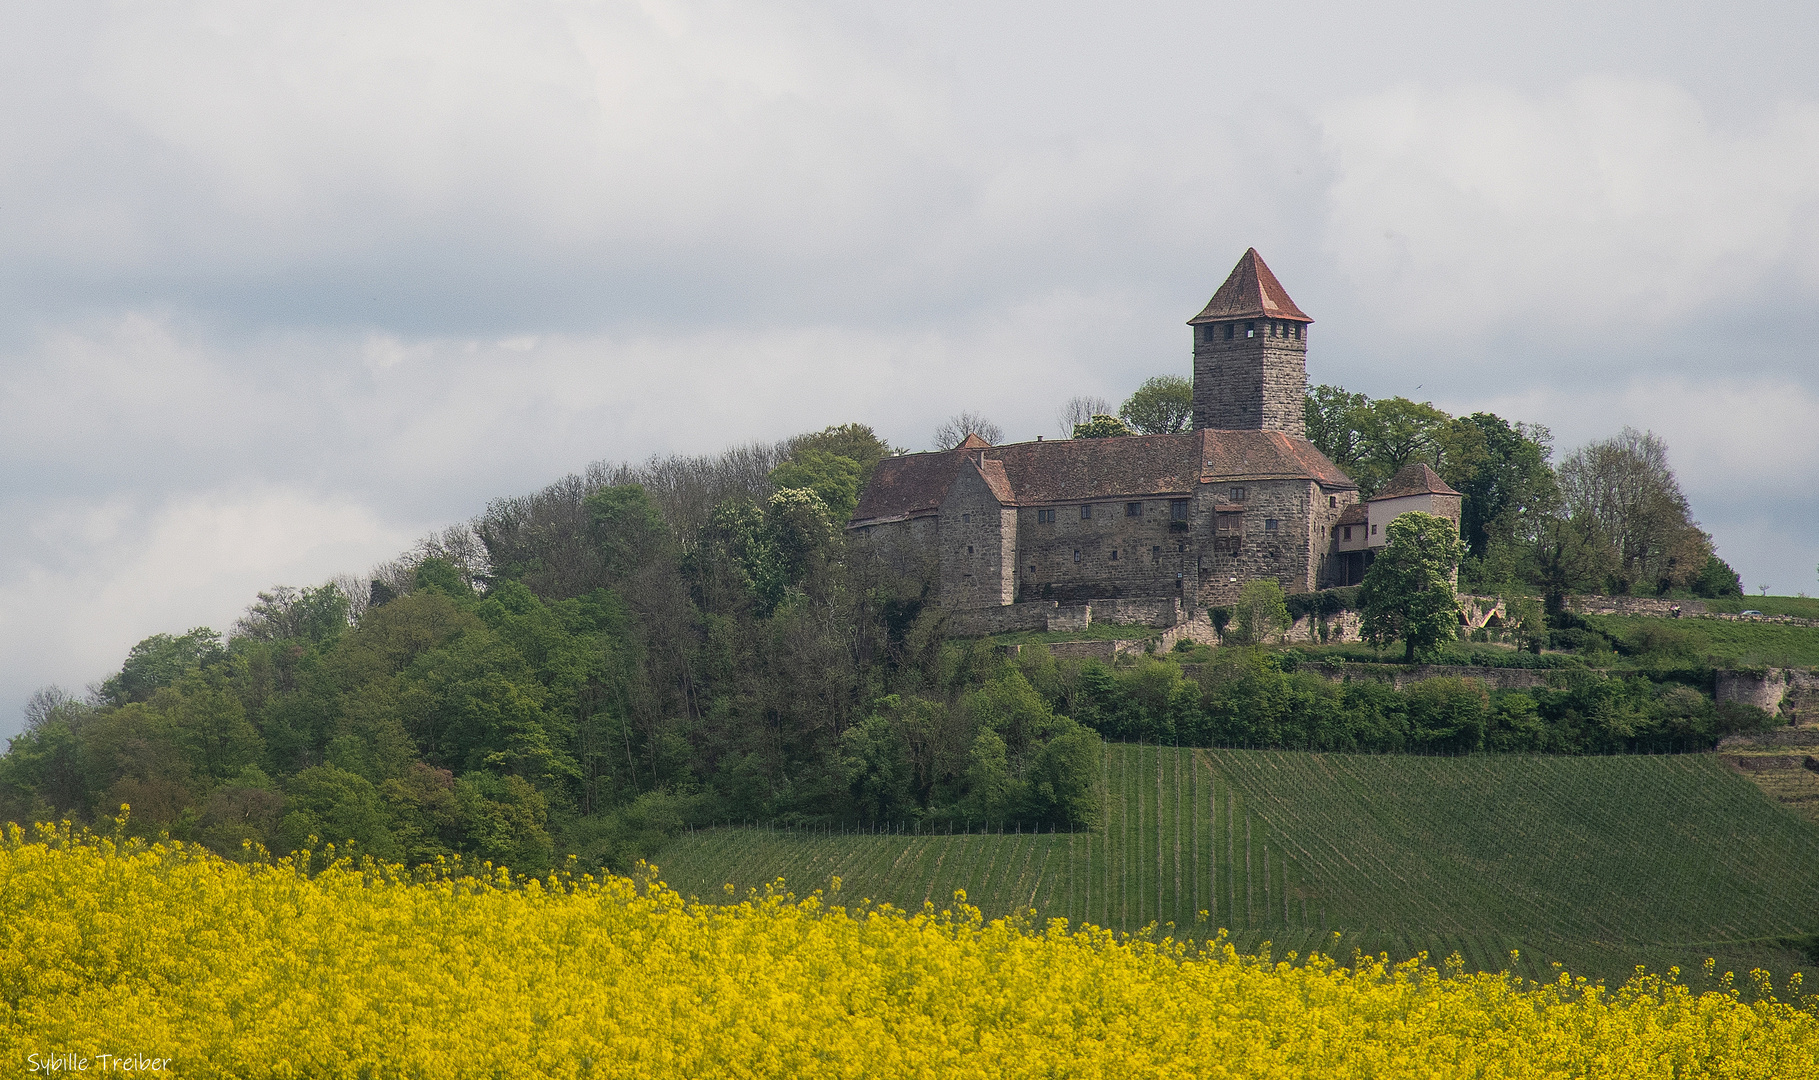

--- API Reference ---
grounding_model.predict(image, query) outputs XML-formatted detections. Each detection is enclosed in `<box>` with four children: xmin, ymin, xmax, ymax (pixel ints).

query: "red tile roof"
<box><xmin>850</xmin><ymin>430</ymin><xmax>1355</xmax><ymax>525</ymax></box>
<box><xmin>1198</xmin><ymin>429</ymin><xmax>1353</xmax><ymax>487</ymax></box>
<box><xmin>957</xmin><ymin>433</ymin><xmax>993</xmax><ymax>449</ymax></box>
<box><xmin>1188</xmin><ymin>249</ymin><xmax>1311</xmax><ymax>325</ymax></box>
<box><xmin>851</xmin><ymin>451</ymin><xmax>968</xmax><ymax>523</ymax></box>
<box><xmin>1336</xmin><ymin>502</ymin><xmax>1369</xmax><ymax>526</ymax></box>
<box><xmin>1369</xmin><ymin>462</ymin><xmax>1461</xmax><ymax>500</ymax></box>
<box><xmin>976</xmin><ymin>458</ymin><xmax>1014</xmax><ymax>504</ymax></box>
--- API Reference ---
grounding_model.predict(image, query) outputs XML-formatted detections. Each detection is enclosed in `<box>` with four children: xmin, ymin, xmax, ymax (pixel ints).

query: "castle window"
<box><xmin>1230</xmin><ymin>486</ymin><xmax>1247</xmax><ymax>502</ymax></box>
<box><xmin>1080</xmin><ymin>505</ymin><xmax>1093</xmax><ymax>520</ymax></box>
<box><xmin>1224</xmin><ymin>322</ymin><xmax>1234</xmax><ymax>340</ymax></box>
<box><xmin>967</xmin><ymin>545</ymin><xmax>974</xmax><ymax>554</ymax></box>
<box><xmin>1110</xmin><ymin>549</ymin><xmax>1119</xmax><ymax>560</ymax></box>
<box><xmin>1126</xmin><ymin>501</ymin><xmax>1142</xmax><ymax>517</ymax></box>
<box><xmin>1073</xmin><ymin>549</ymin><xmax>1082</xmax><ymax>563</ymax></box>
<box><xmin>1036</xmin><ymin>508</ymin><xmax>1056</xmax><ymax>523</ymax></box>
<box><xmin>1029</xmin><ymin>564</ymin><xmax>1036</xmax><ymax>574</ymax></box>
<box><xmin>1371</xmin><ymin>524</ymin><xmax>1378</xmax><ymax>535</ymax></box>
<box><xmin>1245</xmin><ymin>321</ymin><xmax>1255</xmax><ymax>338</ymax></box>
<box><xmin>1171</xmin><ymin>498</ymin><xmax>1189</xmax><ymax>520</ymax></box>
<box><xmin>1292</xmin><ymin>324</ymin><xmax>1302</xmax><ymax>340</ymax></box>
<box><xmin>1265</xmin><ymin>518</ymin><xmax>1278</xmax><ymax>533</ymax></box>
<box><xmin>1152</xmin><ymin>545</ymin><xmax>1161</xmax><ymax>560</ymax></box>
<box><xmin>1343</xmin><ymin>526</ymin><xmax>1352</xmax><ymax>541</ymax></box>
<box><xmin>1329</xmin><ymin>495</ymin><xmax>1337</xmax><ymax>508</ymax></box>
<box><xmin>962</xmin><ymin>513</ymin><xmax>970</xmax><ymax>523</ymax></box>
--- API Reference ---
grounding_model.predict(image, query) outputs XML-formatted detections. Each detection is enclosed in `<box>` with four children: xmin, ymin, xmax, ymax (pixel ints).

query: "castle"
<box><xmin>847</xmin><ymin>250</ymin><xmax>1462</xmax><ymax>617</ymax></box>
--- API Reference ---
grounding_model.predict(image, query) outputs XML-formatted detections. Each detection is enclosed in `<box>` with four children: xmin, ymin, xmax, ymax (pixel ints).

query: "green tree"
<box><xmin>583</xmin><ymin>485</ymin><xmax>672</xmax><ymax>583</ymax></box>
<box><xmin>769</xmin><ymin>449</ymin><xmax>863</xmax><ymax>522</ymax></box>
<box><xmin>1355</xmin><ymin>397</ymin><xmax>1452</xmax><ymax>494</ymax></box>
<box><xmin>102</xmin><ymin>629</ymin><xmax>227</xmax><ymax>704</ymax></box>
<box><xmin>232</xmin><ymin>584</ymin><xmax>351</xmax><ymax>644</ymax></box>
<box><xmin>1360</xmin><ymin>512</ymin><xmax>1465</xmax><ymax>662</ymax></box>
<box><xmin>1072</xmin><ymin>414</ymin><xmax>1133</xmax><ymax>439</ymax></box>
<box><xmin>1691</xmin><ymin>554</ymin><xmax>1743</xmax><ymax>598</ymax></box>
<box><xmin>279</xmin><ymin>765</ymin><xmax>397</xmax><ymax>857</ymax></box>
<box><xmin>1303</xmin><ymin>384</ymin><xmax>1370</xmax><ymax>473</ymax></box>
<box><xmin>839</xmin><ymin>712</ymin><xmax>912</xmax><ymax>823</ymax></box>
<box><xmin>1020</xmin><ymin>718</ymin><xmax>1103</xmax><ymax>827</ymax></box>
<box><xmin>1557</xmin><ymin>428</ymin><xmax>1710</xmax><ymax>595</ymax></box>
<box><xmin>788</xmin><ymin>423</ymin><xmax>899</xmax><ymax>487</ymax></box>
<box><xmin>1118</xmin><ymin>376</ymin><xmax>1193</xmax><ymax>435</ymax></box>
<box><xmin>1233</xmin><ymin>579</ymin><xmax>1291</xmax><ymax>644</ymax></box>
<box><xmin>764</xmin><ymin>487</ymin><xmax>836</xmax><ymax>589</ymax></box>
<box><xmin>455</xmin><ymin>771</ymin><xmax>554</xmax><ymax>872</ymax></box>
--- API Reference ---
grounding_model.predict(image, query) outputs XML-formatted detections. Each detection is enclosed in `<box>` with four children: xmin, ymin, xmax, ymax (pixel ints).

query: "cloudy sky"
<box><xmin>4</xmin><ymin>0</ymin><xmax>1818</xmax><ymax>734</ymax></box>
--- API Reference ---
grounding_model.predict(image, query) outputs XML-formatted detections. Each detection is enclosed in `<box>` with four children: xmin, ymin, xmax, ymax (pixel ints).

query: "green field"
<box><xmin>654</xmin><ymin>744</ymin><xmax>1819</xmax><ymax>985</ymax></box>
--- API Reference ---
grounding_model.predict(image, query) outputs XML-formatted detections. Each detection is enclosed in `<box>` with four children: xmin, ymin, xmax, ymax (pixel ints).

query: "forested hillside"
<box><xmin>0</xmin><ymin>393</ymin><xmax>1788</xmax><ymax>877</ymax></box>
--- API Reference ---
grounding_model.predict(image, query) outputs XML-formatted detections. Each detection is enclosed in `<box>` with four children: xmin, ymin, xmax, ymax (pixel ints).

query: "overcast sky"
<box><xmin>5</xmin><ymin>1</ymin><xmax>1818</xmax><ymax>736</ymax></box>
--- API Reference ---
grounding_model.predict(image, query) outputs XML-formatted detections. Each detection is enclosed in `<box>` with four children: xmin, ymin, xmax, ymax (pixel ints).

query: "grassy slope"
<box><xmin>1585</xmin><ymin>615</ymin><xmax>1819</xmax><ymax>667</ymax></box>
<box><xmin>1701</xmin><ymin>595</ymin><xmax>1819</xmax><ymax>620</ymax></box>
<box><xmin>654</xmin><ymin>744</ymin><xmax>1819</xmax><ymax>986</ymax></box>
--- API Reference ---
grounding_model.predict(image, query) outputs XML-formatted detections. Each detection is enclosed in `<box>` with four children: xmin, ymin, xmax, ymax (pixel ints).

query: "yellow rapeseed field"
<box><xmin>3</xmin><ymin>819</ymin><xmax>1816</xmax><ymax>1078</ymax></box>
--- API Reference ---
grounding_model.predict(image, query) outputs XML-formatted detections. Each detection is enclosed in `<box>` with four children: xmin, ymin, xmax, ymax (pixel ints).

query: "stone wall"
<box><xmin>1191</xmin><ymin>321</ymin><xmax>1307</xmax><ymax>437</ymax></box>
<box><xmin>1014</xmin><ymin>496</ymin><xmax>1195</xmax><ymax>604</ymax></box>
<box><xmin>938</xmin><ymin>462</ymin><xmax>1017</xmax><ymax>608</ymax></box>
<box><xmin>1282</xmin><ymin>610</ymin><xmax>1364</xmax><ymax>644</ymax></box>
<box><xmin>941</xmin><ymin>601</ymin><xmax>1055</xmax><ymax>636</ymax></box>
<box><xmin>942</xmin><ymin>597</ymin><xmax>1185</xmax><ymax>637</ymax></box>
<box><xmin>1193</xmin><ymin>479</ymin><xmax>1327</xmax><ymax>604</ymax></box>
<box><xmin>1565</xmin><ymin>596</ymin><xmax>1708</xmax><ymax>617</ymax></box>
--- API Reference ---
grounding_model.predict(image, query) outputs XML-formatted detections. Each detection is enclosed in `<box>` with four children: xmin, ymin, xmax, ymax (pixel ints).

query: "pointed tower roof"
<box><xmin>1188</xmin><ymin>248</ymin><xmax>1312</xmax><ymax>325</ymax></box>
<box><xmin>956</xmin><ymin>433</ymin><xmax>993</xmax><ymax>449</ymax></box>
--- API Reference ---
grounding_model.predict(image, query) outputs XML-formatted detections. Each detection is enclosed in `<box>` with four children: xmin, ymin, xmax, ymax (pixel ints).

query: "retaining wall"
<box><xmin>943</xmin><ymin>597</ymin><xmax>1185</xmax><ymax>637</ymax></box>
<box><xmin>1302</xmin><ymin>662</ymin><xmax>1554</xmax><ymax>691</ymax></box>
<box><xmin>1717</xmin><ymin>668</ymin><xmax>1819</xmax><ymax>719</ymax></box>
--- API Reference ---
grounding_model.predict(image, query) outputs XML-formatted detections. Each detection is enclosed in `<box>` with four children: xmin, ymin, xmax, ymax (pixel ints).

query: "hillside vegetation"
<box><xmin>658</xmin><ymin>743</ymin><xmax>1819</xmax><ymax>986</ymax></box>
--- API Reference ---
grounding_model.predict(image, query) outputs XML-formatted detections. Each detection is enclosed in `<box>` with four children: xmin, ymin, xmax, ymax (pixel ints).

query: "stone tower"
<box><xmin>1188</xmin><ymin>249</ymin><xmax>1312</xmax><ymax>436</ymax></box>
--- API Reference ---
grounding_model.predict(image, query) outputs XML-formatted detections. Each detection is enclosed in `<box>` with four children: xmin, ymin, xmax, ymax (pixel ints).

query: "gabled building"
<box><xmin>1331</xmin><ymin>463</ymin><xmax>1463</xmax><ymax>586</ymax></box>
<box><xmin>848</xmin><ymin>249</ymin><xmax>1459</xmax><ymax>611</ymax></box>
